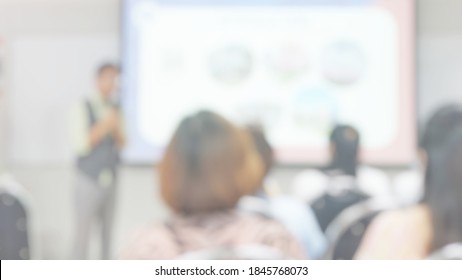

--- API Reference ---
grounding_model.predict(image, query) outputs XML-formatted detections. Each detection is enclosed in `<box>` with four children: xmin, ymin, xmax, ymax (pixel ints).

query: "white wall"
<box><xmin>8</xmin><ymin>36</ymin><xmax>119</xmax><ymax>164</ymax></box>
<box><xmin>417</xmin><ymin>0</ymin><xmax>462</xmax><ymax>120</ymax></box>
<box><xmin>0</xmin><ymin>0</ymin><xmax>120</xmax><ymax>165</ymax></box>
<box><xmin>0</xmin><ymin>0</ymin><xmax>462</xmax><ymax>165</ymax></box>
<box><xmin>419</xmin><ymin>35</ymin><xmax>462</xmax><ymax>121</ymax></box>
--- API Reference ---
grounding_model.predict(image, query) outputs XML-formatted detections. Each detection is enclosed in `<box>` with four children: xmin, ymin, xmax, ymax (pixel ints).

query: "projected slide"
<box><xmin>123</xmin><ymin>0</ymin><xmax>416</xmax><ymax>165</ymax></box>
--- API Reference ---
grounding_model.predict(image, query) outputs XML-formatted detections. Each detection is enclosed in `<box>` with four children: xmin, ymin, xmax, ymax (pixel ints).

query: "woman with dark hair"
<box><xmin>356</xmin><ymin>105</ymin><xmax>462</xmax><ymax>259</ymax></box>
<box><xmin>324</xmin><ymin>125</ymin><xmax>390</xmax><ymax>198</ymax></box>
<box><xmin>120</xmin><ymin>111</ymin><xmax>304</xmax><ymax>259</ymax></box>
<box><xmin>425</xmin><ymin>130</ymin><xmax>462</xmax><ymax>251</ymax></box>
<box><xmin>394</xmin><ymin>105</ymin><xmax>462</xmax><ymax>206</ymax></box>
<box><xmin>325</xmin><ymin>125</ymin><xmax>360</xmax><ymax>177</ymax></box>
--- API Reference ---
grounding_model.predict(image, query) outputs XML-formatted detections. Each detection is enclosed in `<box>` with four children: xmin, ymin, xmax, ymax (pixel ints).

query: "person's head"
<box><xmin>419</xmin><ymin>105</ymin><xmax>462</xmax><ymax>250</ymax></box>
<box><xmin>420</xmin><ymin>105</ymin><xmax>462</xmax><ymax>162</ymax></box>
<box><xmin>424</xmin><ymin>127</ymin><xmax>462</xmax><ymax>250</ymax></box>
<box><xmin>96</xmin><ymin>63</ymin><xmax>119</xmax><ymax>101</ymax></box>
<box><xmin>327</xmin><ymin>124</ymin><xmax>360</xmax><ymax>177</ymax></box>
<box><xmin>246</xmin><ymin>125</ymin><xmax>274</xmax><ymax>179</ymax></box>
<box><xmin>159</xmin><ymin>110</ymin><xmax>264</xmax><ymax>215</ymax></box>
<box><xmin>420</xmin><ymin>105</ymin><xmax>462</xmax><ymax>195</ymax></box>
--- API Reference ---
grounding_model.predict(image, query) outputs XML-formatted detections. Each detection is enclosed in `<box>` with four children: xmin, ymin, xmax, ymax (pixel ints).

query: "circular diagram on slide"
<box><xmin>208</xmin><ymin>45</ymin><xmax>253</xmax><ymax>85</ymax></box>
<box><xmin>322</xmin><ymin>41</ymin><xmax>366</xmax><ymax>85</ymax></box>
<box><xmin>266</xmin><ymin>43</ymin><xmax>310</xmax><ymax>82</ymax></box>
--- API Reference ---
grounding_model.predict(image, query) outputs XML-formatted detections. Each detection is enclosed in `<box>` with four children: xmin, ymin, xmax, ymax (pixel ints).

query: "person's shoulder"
<box><xmin>269</xmin><ymin>195</ymin><xmax>310</xmax><ymax>215</ymax></box>
<box><xmin>356</xmin><ymin>206</ymin><xmax>430</xmax><ymax>259</ymax></box>
<box><xmin>377</xmin><ymin>206</ymin><xmax>423</xmax><ymax>225</ymax></box>
<box><xmin>362</xmin><ymin>207</ymin><xmax>420</xmax><ymax>245</ymax></box>
<box><xmin>291</xmin><ymin>169</ymin><xmax>329</xmax><ymax>203</ymax></box>
<box><xmin>233</xmin><ymin>213</ymin><xmax>295</xmax><ymax>248</ymax></box>
<box><xmin>235</xmin><ymin>212</ymin><xmax>306</xmax><ymax>259</ymax></box>
<box><xmin>236</xmin><ymin>211</ymin><xmax>292</xmax><ymax>235</ymax></box>
<box><xmin>372</xmin><ymin>209</ymin><xmax>408</xmax><ymax>228</ymax></box>
<box><xmin>119</xmin><ymin>223</ymin><xmax>178</xmax><ymax>260</ymax></box>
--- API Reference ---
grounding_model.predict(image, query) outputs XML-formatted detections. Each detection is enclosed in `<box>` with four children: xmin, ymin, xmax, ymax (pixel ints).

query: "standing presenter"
<box><xmin>71</xmin><ymin>63</ymin><xmax>125</xmax><ymax>259</ymax></box>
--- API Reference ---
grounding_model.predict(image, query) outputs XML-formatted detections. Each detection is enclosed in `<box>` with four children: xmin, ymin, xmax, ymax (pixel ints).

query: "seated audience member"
<box><xmin>119</xmin><ymin>111</ymin><xmax>305</xmax><ymax>260</ymax></box>
<box><xmin>310</xmin><ymin>125</ymin><xmax>371</xmax><ymax>232</ymax></box>
<box><xmin>323</xmin><ymin>125</ymin><xmax>361</xmax><ymax>177</ymax></box>
<box><xmin>244</xmin><ymin>125</ymin><xmax>276</xmax><ymax>196</ymax></box>
<box><xmin>293</xmin><ymin>124</ymin><xmax>391</xmax><ymax>203</ymax></box>
<box><xmin>392</xmin><ymin>105</ymin><xmax>462</xmax><ymax>206</ymax></box>
<box><xmin>356</xmin><ymin>105</ymin><xmax>462</xmax><ymax>259</ymax></box>
<box><xmin>324</xmin><ymin>125</ymin><xmax>391</xmax><ymax>197</ymax></box>
<box><xmin>239</xmin><ymin>125</ymin><xmax>327</xmax><ymax>259</ymax></box>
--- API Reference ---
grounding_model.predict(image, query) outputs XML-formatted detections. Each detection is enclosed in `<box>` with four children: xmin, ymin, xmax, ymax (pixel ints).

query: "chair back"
<box><xmin>312</xmin><ymin>187</ymin><xmax>370</xmax><ymax>232</ymax></box>
<box><xmin>0</xmin><ymin>175</ymin><xmax>32</xmax><ymax>260</ymax></box>
<box><xmin>323</xmin><ymin>198</ymin><xmax>397</xmax><ymax>260</ymax></box>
